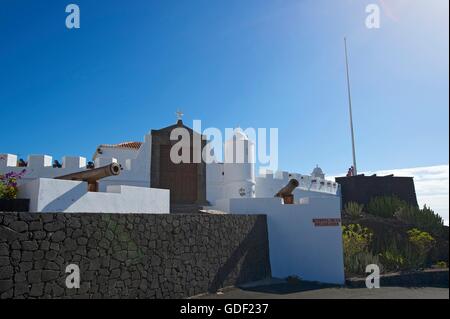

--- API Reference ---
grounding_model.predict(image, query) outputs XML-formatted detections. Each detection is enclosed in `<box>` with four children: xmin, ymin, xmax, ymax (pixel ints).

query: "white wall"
<box><xmin>18</xmin><ymin>178</ymin><xmax>169</xmax><ymax>214</ymax></box>
<box><xmin>0</xmin><ymin>133</ymin><xmax>152</xmax><ymax>192</ymax></box>
<box><xmin>206</xmin><ymin>162</ymin><xmax>225</xmax><ymax>205</ymax></box>
<box><xmin>255</xmin><ymin>170</ymin><xmax>340</xmax><ymax>198</ymax></box>
<box><xmin>206</xmin><ymin>165</ymin><xmax>340</xmax><ymax>206</ymax></box>
<box><xmin>205</xmin><ymin>134</ymin><xmax>339</xmax><ymax>206</ymax></box>
<box><xmin>0</xmin><ymin>154</ymin><xmax>88</xmax><ymax>185</ymax></box>
<box><xmin>216</xmin><ymin>197</ymin><xmax>345</xmax><ymax>285</ymax></box>
<box><xmin>97</xmin><ymin>133</ymin><xmax>152</xmax><ymax>191</ymax></box>
<box><xmin>94</xmin><ymin>147</ymin><xmax>138</xmax><ymax>165</ymax></box>
<box><xmin>222</xmin><ymin>135</ymin><xmax>256</xmax><ymax>201</ymax></box>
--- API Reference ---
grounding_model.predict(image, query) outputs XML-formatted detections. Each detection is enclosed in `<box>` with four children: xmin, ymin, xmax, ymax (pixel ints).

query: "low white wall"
<box><xmin>18</xmin><ymin>178</ymin><xmax>170</xmax><ymax>214</ymax></box>
<box><xmin>0</xmin><ymin>133</ymin><xmax>152</xmax><ymax>190</ymax></box>
<box><xmin>222</xmin><ymin>197</ymin><xmax>345</xmax><ymax>285</ymax></box>
<box><xmin>255</xmin><ymin>172</ymin><xmax>340</xmax><ymax>198</ymax></box>
<box><xmin>0</xmin><ymin>154</ymin><xmax>89</xmax><ymax>186</ymax></box>
<box><xmin>206</xmin><ymin>162</ymin><xmax>340</xmax><ymax>206</ymax></box>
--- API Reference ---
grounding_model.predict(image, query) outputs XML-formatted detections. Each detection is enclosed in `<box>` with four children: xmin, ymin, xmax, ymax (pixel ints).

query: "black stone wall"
<box><xmin>336</xmin><ymin>175</ymin><xmax>419</xmax><ymax>208</ymax></box>
<box><xmin>0</xmin><ymin>212</ymin><xmax>271</xmax><ymax>299</ymax></box>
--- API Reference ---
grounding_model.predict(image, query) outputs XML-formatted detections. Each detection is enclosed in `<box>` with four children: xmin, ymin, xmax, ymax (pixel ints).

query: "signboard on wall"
<box><xmin>312</xmin><ymin>218</ymin><xmax>341</xmax><ymax>227</ymax></box>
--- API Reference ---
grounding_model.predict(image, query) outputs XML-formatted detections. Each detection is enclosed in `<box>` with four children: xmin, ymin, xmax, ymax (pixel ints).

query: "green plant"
<box><xmin>395</xmin><ymin>205</ymin><xmax>445</xmax><ymax>236</ymax></box>
<box><xmin>342</xmin><ymin>224</ymin><xmax>373</xmax><ymax>256</ymax></box>
<box><xmin>342</xmin><ymin>224</ymin><xmax>381</xmax><ymax>275</ymax></box>
<box><xmin>0</xmin><ymin>183</ymin><xmax>5</xmax><ymax>199</ymax></box>
<box><xmin>0</xmin><ymin>170</ymin><xmax>26</xmax><ymax>200</ymax></box>
<box><xmin>433</xmin><ymin>261</ymin><xmax>448</xmax><ymax>269</ymax></box>
<box><xmin>406</xmin><ymin>228</ymin><xmax>435</xmax><ymax>269</ymax></box>
<box><xmin>346</xmin><ymin>251</ymin><xmax>383</xmax><ymax>276</ymax></box>
<box><xmin>344</xmin><ymin>202</ymin><xmax>364</xmax><ymax>219</ymax></box>
<box><xmin>379</xmin><ymin>249</ymin><xmax>406</xmax><ymax>272</ymax></box>
<box><xmin>378</xmin><ymin>229</ymin><xmax>438</xmax><ymax>272</ymax></box>
<box><xmin>366</xmin><ymin>196</ymin><xmax>407</xmax><ymax>218</ymax></box>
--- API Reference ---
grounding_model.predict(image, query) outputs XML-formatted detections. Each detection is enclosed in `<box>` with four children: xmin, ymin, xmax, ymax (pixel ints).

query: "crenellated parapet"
<box><xmin>0</xmin><ymin>133</ymin><xmax>152</xmax><ymax>190</ymax></box>
<box><xmin>1</xmin><ymin>154</ymin><xmax>92</xmax><ymax>191</ymax></box>
<box><xmin>257</xmin><ymin>169</ymin><xmax>339</xmax><ymax>195</ymax></box>
<box><xmin>0</xmin><ymin>151</ymin><xmax>150</xmax><ymax>190</ymax></box>
<box><xmin>0</xmin><ymin>154</ymin><xmax>89</xmax><ymax>184</ymax></box>
<box><xmin>1</xmin><ymin>154</ymin><xmax>87</xmax><ymax>169</ymax></box>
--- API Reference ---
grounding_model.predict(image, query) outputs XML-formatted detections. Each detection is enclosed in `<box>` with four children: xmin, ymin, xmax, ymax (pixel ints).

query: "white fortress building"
<box><xmin>0</xmin><ymin>123</ymin><xmax>339</xmax><ymax>209</ymax></box>
<box><xmin>1</xmin><ymin>120</ymin><xmax>344</xmax><ymax>284</ymax></box>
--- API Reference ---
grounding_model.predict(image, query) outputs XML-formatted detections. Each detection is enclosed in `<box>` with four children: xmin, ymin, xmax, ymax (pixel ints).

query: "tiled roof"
<box><xmin>99</xmin><ymin>142</ymin><xmax>142</xmax><ymax>150</ymax></box>
<box><xmin>93</xmin><ymin>141</ymin><xmax>143</xmax><ymax>160</ymax></box>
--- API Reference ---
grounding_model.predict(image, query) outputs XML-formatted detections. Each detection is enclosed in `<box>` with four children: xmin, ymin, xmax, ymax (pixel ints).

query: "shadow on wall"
<box><xmin>41</xmin><ymin>183</ymin><xmax>86</xmax><ymax>212</ymax></box>
<box><xmin>208</xmin><ymin>216</ymin><xmax>272</xmax><ymax>293</ymax></box>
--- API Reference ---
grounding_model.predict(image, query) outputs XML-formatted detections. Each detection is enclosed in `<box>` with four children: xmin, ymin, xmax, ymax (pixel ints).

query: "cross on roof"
<box><xmin>176</xmin><ymin>109</ymin><xmax>184</xmax><ymax>121</ymax></box>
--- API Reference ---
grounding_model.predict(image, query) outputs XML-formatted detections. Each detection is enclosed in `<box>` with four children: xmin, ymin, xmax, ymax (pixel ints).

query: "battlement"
<box><xmin>0</xmin><ymin>154</ymin><xmax>87</xmax><ymax>169</ymax></box>
<box><xmin>94</xmin><ymin>156</ymin><xmax>118</xmax><ymax>168</ymax></box>
<box><xmin>0</xmin><ymin>132</ymin><xmax>152</xmax><ymax>188</ymax></box>
<box><xmin>0</xmin><ymin>150</ymin><xmax>151</xmax><ymax>188</ymax></box>
<box><xmin>257</xmin><ymin>169</ymin><xmax>339</xmax><ymax>195</ymax></box>
<box><xmin>0</xmin><ymin>153</ymin><xmax>139</xmax><ymax>171</ymax></box>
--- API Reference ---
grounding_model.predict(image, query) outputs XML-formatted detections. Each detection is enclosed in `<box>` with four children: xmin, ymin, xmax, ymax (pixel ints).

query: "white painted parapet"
<box><xmin>206</xmin><ymin>159</ymin><xmax>341</xmax><ymax>206</ymax></box>
<box><xmin>18</xmin><ymin>178</ymin><xmax>169</xmax><ymax>214</ymax></box>
<box><xmin>0</xmin><ymin>132</ymin><xmax>152</xmax><ymax>191</ymax></box>
<box><xmin>0</xmin><ymin>154</ymin><xmax>89</xmax><ymax>185</ymax></box>
<box><xmin>63</xmin><ymin>156</ymin><xmax>87</xmax><ymax>169</ymax></box>
<box><xmin>255</xmin><ymin>169</ymin><xmax>340</xmax><ymax>198</ymax></box>
<box><xmin>28</xmin><ymin>155</ymin><xmax>52</xmax><ymax>168</ymax></box>
<box><xmin>216</xmin><ymin>196</ymin><xmax>345</xmax><ymax>285</ymax></box>
<box><xmin>0</xmin><ymin>154</ymin><xmax>18</xmax><ymax>168</ymax></box>
<box><xmin>94</xmin><ymin>157</ymin><xmax>118</xmax><ymax>168</ymax></box>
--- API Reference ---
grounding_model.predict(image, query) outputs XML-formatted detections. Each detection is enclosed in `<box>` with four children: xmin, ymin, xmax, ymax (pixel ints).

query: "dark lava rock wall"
<box><xmin>0</xmin><ymin>212</ymin><xmax>271</xmax><ymax>299</ymax></box>
<box><xmin>336</xmin><ymin>175</ymin><xmax>418</xmax><ymax>208</ymax></box>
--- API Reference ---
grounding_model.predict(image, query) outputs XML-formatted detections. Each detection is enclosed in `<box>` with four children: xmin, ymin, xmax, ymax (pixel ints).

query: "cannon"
<box><xmin>54</xmin><ymin>162</ymin><xmax>121</xmax><ymax>192</ymax></box>
<box><xmin>274</xmin><ymin>179</ymin><xmax>299</xmax><ymax>204</ymax></box>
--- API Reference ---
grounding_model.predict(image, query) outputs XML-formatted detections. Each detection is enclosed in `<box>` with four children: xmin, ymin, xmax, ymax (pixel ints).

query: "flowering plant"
<box><xmin>0</xmin><ymin>169</ymin><xmax>26</xmax><ymax>200</ymax></box>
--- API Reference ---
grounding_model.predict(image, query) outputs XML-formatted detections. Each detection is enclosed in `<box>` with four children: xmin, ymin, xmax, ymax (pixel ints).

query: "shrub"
<box><xmin>344</xmin><ymin>202</ymin><xmax>364</xmax><ymax>219</ymax></box>
<box><xmin>342</xmin><ymin>224</ymin><xmax>382</xmax><ymax>275</ymax></box>
<box><xmin>345</xmin><ymin>251</ymin><xmax>383</xmax><ymax>276</ymax></box>
<box><xmin>366</xmin><ymin>196</ymin><xmax>407</xmax><ymax>218</ymax></box>
<box><xmin>379</xmin><ymin>229</ymin><xmax>437</xmax><ymax>271</ymax></box>
<box><xmin>433</xmin><ymin>261</ymin><xmax>448</xmax><ymax>269</ymax></box>
<box><xmin>379</xmin><ymin>248</ymin><xmax>406</xmax><ymax>272</ymax></box>
<box><xmin>0</xmin><ymin>170</ymin><xmax>26</xmax><ymax>200</ymax></box>
<box><xmin>406</xmin><ymin>228</ymin><xmax>435</xmax><ymax>269</ymax></box>
<box><xmin>395</xmin><ymin>205</ymin><xmax>445</xmax><ymax>237</ymax></box>
<box><xmin>342</xmin><ymin>224</ymin><xmax>372</xmax><ymax>256</ymax></box>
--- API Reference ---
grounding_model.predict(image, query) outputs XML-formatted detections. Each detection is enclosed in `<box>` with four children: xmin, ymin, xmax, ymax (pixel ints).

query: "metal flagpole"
<box><xmin>344</xmin><ymin>37</ymin><xmax>358</xmax><ymax>176</ymax></box>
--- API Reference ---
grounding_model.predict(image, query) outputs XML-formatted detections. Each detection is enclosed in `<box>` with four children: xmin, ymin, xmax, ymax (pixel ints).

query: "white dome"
<box><xmin>311</xmin><ymin>165</ymin><xmax>325</xmax><ymax>178</ymax></box>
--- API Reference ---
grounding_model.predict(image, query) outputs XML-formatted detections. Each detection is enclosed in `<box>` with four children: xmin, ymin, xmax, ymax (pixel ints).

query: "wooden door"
<box><xmin>159</xmin><ymin>145</ymin><xmax>198</xmax><ymax>203</ymax></box>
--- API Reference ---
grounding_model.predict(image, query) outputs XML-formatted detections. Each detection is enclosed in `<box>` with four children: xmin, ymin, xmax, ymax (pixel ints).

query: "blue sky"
<box><xmin>0</xmin><ymin>0</ymin><xmax>448</xmax><ymax>176</ymax></box>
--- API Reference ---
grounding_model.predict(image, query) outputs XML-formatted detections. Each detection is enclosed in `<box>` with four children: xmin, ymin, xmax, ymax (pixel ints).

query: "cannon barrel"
<box><xmin>55</xmin><ymin>163</ymin><xmax>121</xmax><ymax>192</ymax></box>
<box><xmin>274</xmin><ymin>179</ymin><xmax>299</xmax><ymax>198</ymax></box>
